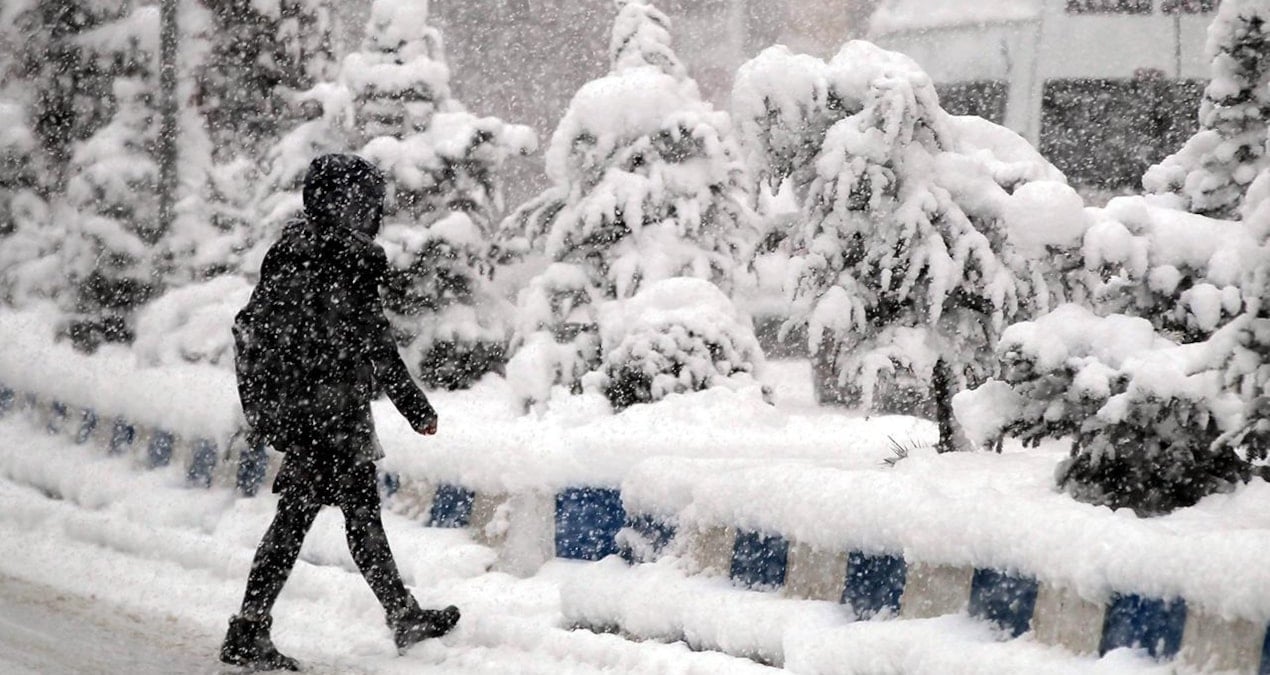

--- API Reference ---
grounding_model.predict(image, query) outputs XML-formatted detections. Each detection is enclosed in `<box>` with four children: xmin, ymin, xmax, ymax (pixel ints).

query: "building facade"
<box><xmin>870</xmin><ymin>0</ymin><xmax>1219</xmax><ymax>193</ymax></box>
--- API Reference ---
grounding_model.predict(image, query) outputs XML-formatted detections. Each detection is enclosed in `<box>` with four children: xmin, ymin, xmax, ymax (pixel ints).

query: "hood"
<box><xmin>302</xmin><ymin>153</ymin><xmax>387</xmax><ymax>237</ymax></box>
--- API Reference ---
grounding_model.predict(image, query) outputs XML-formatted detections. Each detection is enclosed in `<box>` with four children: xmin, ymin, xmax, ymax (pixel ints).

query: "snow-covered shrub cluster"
<box><xmin>1084</xmin><ymin>196</ymin><xmax>1258</xmax><ymax>342</ymax></box>
<box><xmin>955</xmin><ymin>305</ymin><xmax>1249</xmax><ymax>515</ymax></box>
<box><xmin>593</xmin><ymin>278</ymin><xmax>767</xmax><ymax>410</ymax></box>
<box><xmin>958</xmin><ymin>0</ymin><xmax>1270</xmax><ymax>514</ymax></box>
<box><xmin>0</xmin><ymin>0</ymin><xmax>532</xmax><ymax>375</ymax></box>
<box><xmin>0</xmin><ymin>101</ymin><xmax>39</xmax><ymax>237</ymax></box>
<box><xmin>502</xmin><ymin>0</ymin><xmax>761</xmax><ymax>411</ymax></box>
<box><xmin>732</xmin><ymin>40</ymin><xmax>1080</xmax><ymax>450</ymax></box>
<box><xmin>959</xmin><ymin>201</ymin><xmax>1270</xmax><ymax>512</ymax></box>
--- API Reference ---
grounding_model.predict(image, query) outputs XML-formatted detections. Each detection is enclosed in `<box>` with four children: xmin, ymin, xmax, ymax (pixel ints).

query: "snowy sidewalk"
<box><xmin>0</xmin><ymin>418</ymin><xmax>774</xmax><ymax>674</ymax></box>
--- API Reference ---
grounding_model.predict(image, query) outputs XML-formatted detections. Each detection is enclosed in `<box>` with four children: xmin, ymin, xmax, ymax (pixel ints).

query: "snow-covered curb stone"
<box><xmin>6</xmin><ymin>383</ymin><xmax>1268</xmax><ymax>672</ymax></box>
<box><xmin>2</xmin><ymin>312</ymin><xmax>1268</xmax><ymax>672</ymax></box>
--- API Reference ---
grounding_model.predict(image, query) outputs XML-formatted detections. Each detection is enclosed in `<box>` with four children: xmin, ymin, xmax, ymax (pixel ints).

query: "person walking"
<box><xmin>221</xmin><ymin>154</ymin><xmax>459</xmax><ymax>671</ymax></box>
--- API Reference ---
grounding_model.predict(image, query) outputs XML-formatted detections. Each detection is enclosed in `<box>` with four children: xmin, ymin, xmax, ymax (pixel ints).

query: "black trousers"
<box><xmin>238</xmin><ymin>457</ymin><xmax>413</xmax><ymax>621</ymax></box>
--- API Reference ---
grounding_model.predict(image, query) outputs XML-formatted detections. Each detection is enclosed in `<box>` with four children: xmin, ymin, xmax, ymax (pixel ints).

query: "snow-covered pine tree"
<box><xmin>351</xmin><ymin>0</ymin><xmax>535</xmax><ymax>389</ymax></box>
<box><xmin>502</xmin><ymin>0</ymin><xmax>761</xmax><ymax>411</ymax></box>
<box><xmin>255</xmin><ymin>0</ymin><xmax>534</xmax><ymax>387</ymax></box>
<box><xmin>158</xmin><ymin>0</ymin><xmax>336</xmax><ymax>289</ymax></box>
<box><xmin>0</xmin><ymin>101</ymin><xmax>38</xmax><ymax>238</ymax></box>
<box><xmin>59</xmin><ymin>10</ymin><xmax>162</xmax><ymax>350</ymax></box>
<box><xmin>2</xmin><ymin>1</ymin><xmax>127</xmax><ymax>191</ymax></box>
<box><xmin>0</xmin><ymin>100</ymin><xmax>58</xmax><ymax>305</ymax></box>
<box><xmin>735</xmin><ymin>41</ymin><xmax>1077</xmax><ymax>451</ymax></box>
<box><xmin>195</xmin><ymin>0</ymin><xmax>334</xmax><ymax>159</ymax></box>
<box><xmin>1145</xmin><ymin>0</ymin><xmax>1270</xmax><ymax>218</ymax></box>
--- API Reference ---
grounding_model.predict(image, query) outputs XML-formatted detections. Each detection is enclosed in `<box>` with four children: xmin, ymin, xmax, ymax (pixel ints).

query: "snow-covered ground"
<box><xmin>0</xmin><ymin>405</ymin><xmax>1186</xmax><ymax>675</ymax></box>
<box><xmin>0</xmin><ymin>416</ymin><xmax>780</xmax><ymax>674</ymax></box>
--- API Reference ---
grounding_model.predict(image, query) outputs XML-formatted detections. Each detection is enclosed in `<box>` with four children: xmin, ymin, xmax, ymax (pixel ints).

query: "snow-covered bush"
<box><xmin>1144</xmin><ymin>0</ymin><xmax>1270</xmax><ymax>218</ymax></box>
<box><xmin>592</xmin><ymin>278</ymin><xmax>768</xmax><ymax>410</ymax></box>
<box><xmin>960</xmin><ymin>89</ymin><xmax>1270</xmax><ymax>513</ymax></box>
<box><xmin>0</xmin><ymin>101</ymin><xmax>57</xmax><ymax>305</ymax></box>
<box><xmin>734</xmin><ymin>40</ymin><xmax>1078</xmax><ymax>451</ymax></box>
<box><xmin>955</xmin><ymin>304</ymin><xmax>1249</xmax><ymax>515</ymax></box>
<box><xmin>1212</xmin><ymin>267</ymin><xmax>1270</xmax><ymax>468</ymax></box>
<box><xmin>505</xmin><ymin>263</ymin><xmax>600</xmax><ymax>412</ymax></box>
<box><xmin>133</xmin><ymin>275</ymin><xmax>253</xmax><ymax>368</ymax></box>
<box><xmin>1084</xmin><ymin>196</ymin><xmax>1258</xmax><ymax>342</ymax></box>
<box><xmin>379</xmin><ymin>212</ymin><xmax>514</xmax><ymax>390</ymax></box>
<box><xmin>502</xmin><ymin>0</ymin><xmax>759</xmax><ymax>411</ymax></box>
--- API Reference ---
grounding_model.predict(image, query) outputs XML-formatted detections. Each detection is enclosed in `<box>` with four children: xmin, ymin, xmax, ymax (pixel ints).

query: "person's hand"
<box><xmin>417</xmin><ymin>418</ymin><xmax>438</xmax><ymax>436</ymax></box>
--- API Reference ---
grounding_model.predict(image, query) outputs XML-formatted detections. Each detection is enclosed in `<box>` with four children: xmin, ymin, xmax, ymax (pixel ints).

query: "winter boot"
<box><xmin>219</xmin><ymin>615</ymin><xmax>301</xmax><ymax>672</ymax></box>
<box><xmin>390</xmin><ymin>602</ymin><xmax>460</xmax><ymax>653</ymax></box>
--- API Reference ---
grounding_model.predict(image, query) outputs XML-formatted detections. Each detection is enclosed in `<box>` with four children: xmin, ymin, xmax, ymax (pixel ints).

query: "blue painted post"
<box><xmin>1261</xmin><ymin>625</ymin><xmax>1270</xmax><ymax>675</ymax></box>
<box><xmin>378</xmin><ymin>471</ymin><xmax>400</xmax><ymax>499</ymax></box>
<box><xmin>729</xmin><ymin>530</ymin><xmax>790</xmax><ymax>591</ymax></box>
<box><xmin>554</xmin><ymin>487</ymin><xmax>625</xmax><ymax>560</ymax></box>
<box><xmin>429</xmin><ymin>484</ymin><xmax>476</xmax><ymax>528</ymax></box>
<box><xmin>1099</xmin><ymin>594</ymin><xmax>1187</xmax><ymax>660</ymax></box>
<box><xmin>968</xmin><ymin>568</ymin><xmax>1039</xmax><ymax>638</ymax></box>
<box><xmin>46</xmin><ymin>400</ymin><xmax>68</xmax><ymax>434</ymax></box>
<box><xmin>619</xmin><ymin>514</ymin><xmax>677</xmax><ymax>564</ymax></box>
<box><xmin>75</xmin><ymin>409</ymin><xmax>98</xmax><ymax>444</ymax></box>
<box><xmin>186</xmin><ymin>438</ymin><xmax>217</xmax><ymax>488</ymax></box>
<box><xmin>108</xmin><ymin>419</ymin><xmax>135</xmax><ymax>456</ymax></box>
<box><xmin>236</xmin><ymin>440</ymin><xmax>268</xmax><ymax>497</ymax></box>
<box><xmin>843</xmin><ymin>551</ymin><xmax>908</xmax><ymax>620</ymax></box>
<box><xmin>147</xmin><ymin>430</ymin><xmax>175</xmax><ymax>468</ymax></box>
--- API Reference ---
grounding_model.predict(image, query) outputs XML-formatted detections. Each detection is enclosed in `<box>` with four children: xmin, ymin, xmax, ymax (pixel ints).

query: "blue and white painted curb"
<box><xmin>2</xmin><ymin>380</ymin><xmax>1266</xmax><ymax>673</ymax></box>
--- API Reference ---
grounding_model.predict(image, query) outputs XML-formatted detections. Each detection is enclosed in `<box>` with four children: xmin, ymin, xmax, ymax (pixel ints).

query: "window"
<box><xmin>936</xmin><ymin>81</ymin><xmax>1009</xmax><ymax>124</ymax></box>
<box><xmin>1161</xmin><ymin>0</ymin><xmax>1218</xmax><ymax>14</ymax></box>
<box><xmin>1066</xmin><ymin>0</ymin><xmax>1153</xmax><ymax>14</ymax></box>
<box><xmin>1040</xmin><ymin>78</ymin><xmax>1203</xmax><ymax>191</ymax></box>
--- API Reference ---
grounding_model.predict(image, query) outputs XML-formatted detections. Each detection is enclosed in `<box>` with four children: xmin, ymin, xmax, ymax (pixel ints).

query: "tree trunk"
<box><xmin>153</xmin><ymin>0</ymin><xmax>180</xmax><ymax>247</ymax></box>
<box><xmin>934</xmin><ymin>357</ymin><xmax>970</xmax><ymax>453</ymax></box>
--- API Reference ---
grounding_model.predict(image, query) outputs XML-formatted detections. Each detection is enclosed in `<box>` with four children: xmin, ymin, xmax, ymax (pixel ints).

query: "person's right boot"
<box><xmin>389</xmin><ymin>601</ymin><xmax>460</xmax><ymax>653</ymax></box>
<box><xmin>220</xmin><ymin>614</ymin><xmax>301</xmax><ymax>672</ymax></box>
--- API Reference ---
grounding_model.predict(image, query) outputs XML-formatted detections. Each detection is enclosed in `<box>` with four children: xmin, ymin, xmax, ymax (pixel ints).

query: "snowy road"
<box><xmin>0</xmin><ymin>573</ymin><xmax>215</xmax><ymax>675</ymax></box>
<box><xmin>0</xmin><ymin>418</ymin><xmax>774</xmax><ymax>674</ymax></box>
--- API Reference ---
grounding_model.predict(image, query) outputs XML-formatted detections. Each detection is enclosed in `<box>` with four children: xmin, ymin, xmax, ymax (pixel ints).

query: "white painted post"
<box><xmin>680</xmin><ymin>525</ymin><xmax>737</xmax><ymax>577</ymax></box>
<box><xmin>900</xmin><ymin>562</ymin><xmax>974</xmax><ymax>619</ymax></box>
<box><xmin>784</xmin><ymin>541</ymin><xmax>847</xmax><ymax>603</ymax></box>
<box><xmin>1031</xmin><ymin>582</ymin><xmax>1106</xmax><ymax>655</ymax></box>
<box><xmin>1179</xmin><ymin>606</ymin><xmax>1266</xmax><ymax>674</ymax></box>
<box><xmin>492</xmin><ymin>491</ymin><xmax>556</xmax><ymax>577</ymax></box>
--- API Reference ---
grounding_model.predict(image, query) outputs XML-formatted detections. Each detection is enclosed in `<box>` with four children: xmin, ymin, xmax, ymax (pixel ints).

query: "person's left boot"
<box><xmin>389</xmin><ymin>601</ymin><xmax>460</xmax><ymax>653</ymax></box>
<box><xmin>220</xmin><ymin>614</ymin><xmax>301</xmax><ymax>671</ymax></box>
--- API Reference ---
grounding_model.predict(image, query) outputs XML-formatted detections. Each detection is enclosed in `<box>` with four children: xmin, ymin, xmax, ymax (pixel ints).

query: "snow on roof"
<box><xmin>869</xmin><ymin>0</ymin><xmax>1041</xmax><ymax>36</ymax></box>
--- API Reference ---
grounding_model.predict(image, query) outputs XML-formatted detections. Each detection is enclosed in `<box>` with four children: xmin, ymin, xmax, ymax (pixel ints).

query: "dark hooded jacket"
<box><xmin>236</xmin><ymin>154</ymin><xmax>435</xmax><ymax>462</ymax></box>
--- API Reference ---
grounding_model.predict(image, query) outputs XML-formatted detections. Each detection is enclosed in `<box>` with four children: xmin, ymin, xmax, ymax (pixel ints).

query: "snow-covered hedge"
<box><xmin>954</xmin><ymin>305</ymin><xmax>1249</xmax><ymax>515</ymax></box>
<box><xmin>591</xmin><ymin>278</ymin><xmax>768</xmax><ymax>410</ymax></box>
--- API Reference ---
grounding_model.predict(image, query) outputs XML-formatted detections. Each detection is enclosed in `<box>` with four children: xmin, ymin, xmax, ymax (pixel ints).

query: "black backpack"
<box><xmin>232</xmin><ymin>254</ymin><xmax>331</xmax><ymax>451</ymax></box>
